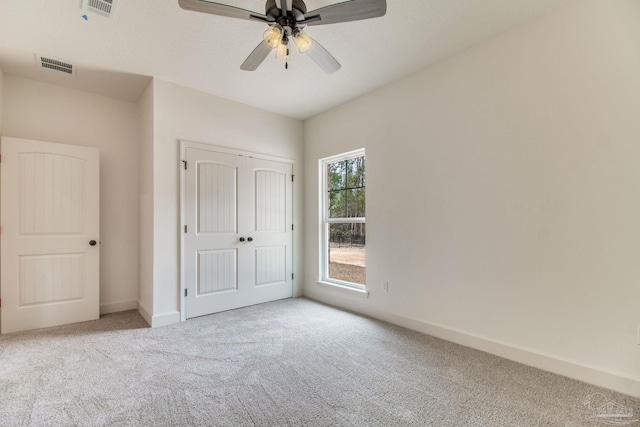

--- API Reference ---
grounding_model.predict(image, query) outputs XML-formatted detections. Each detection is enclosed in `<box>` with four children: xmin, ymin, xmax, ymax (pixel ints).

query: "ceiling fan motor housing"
<box><xmin>265</xmin><ymin>0</ymin><xmax>308</xmax><ymax>28</ymax></box>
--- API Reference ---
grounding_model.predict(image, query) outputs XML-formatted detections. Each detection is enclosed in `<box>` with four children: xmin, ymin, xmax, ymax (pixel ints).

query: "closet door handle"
<box><xmin>239</xmin><ymin>237</ymin><xmax>246</xmax><ymax>242</ymax></box>
<box><xmin>247</xmin><ymin>237</ymin><xmax>253</xmax><ymax>242</ymax></box>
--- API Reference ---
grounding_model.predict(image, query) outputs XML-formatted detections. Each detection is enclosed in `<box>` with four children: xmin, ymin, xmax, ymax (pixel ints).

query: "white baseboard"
<box><xmin>136</xmin><ymin>304</ymin><xmax>180</xmax><ymax>328</ymax></box>
<box><xmin>137</xmin><ymin>302</ymin><xmax>152</xmax><ymax>327</ymax></box>
<box><xmin>151</xmin><ymin>311</ymin><xmax>180</xmax><ymax>328</ymax></box>
<box><xmin>100</xmin><ymin>300</ymin><xmax>138</xmax><ymax>315</ymax></box>
<box><xmin>305</xmin><ymin>286</ymin><xmax>640</xmax><ymax>399</ymax></box>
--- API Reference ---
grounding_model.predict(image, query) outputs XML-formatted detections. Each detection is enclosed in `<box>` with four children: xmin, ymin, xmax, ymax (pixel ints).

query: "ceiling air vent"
<box><xmin>82</xmin><ymin>0</ymin><xmax>118</xmax><ymax>19</ymax></box>
<box><xmin>37</xmin><ymin>56</ymin><xmax>75</xmax><ymax>75</ymax></box>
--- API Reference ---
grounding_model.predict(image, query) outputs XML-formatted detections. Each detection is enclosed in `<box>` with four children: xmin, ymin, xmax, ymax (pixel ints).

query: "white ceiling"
<box><xmin>0</xmin><ymin>0</ymin><xmax>575</xmax><ymax>120</ymax></box>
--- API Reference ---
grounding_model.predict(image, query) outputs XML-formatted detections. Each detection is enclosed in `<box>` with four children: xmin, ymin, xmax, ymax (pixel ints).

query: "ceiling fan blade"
<box><xmin>304</xmin><ymin>0</ymin><xmax>386</xmax><ymax>26</ymax></box>
<box><xmin>240</xmin><ymin>41</ymin><xmax>273</xmax><ymax>71</ymax></box>
<box><xmin>178</xmin><ymin>0</ymin><xmax>267</xmax><ymax>22</ymax></box>
<box><xmin>306</xmin><ymin>38</ymin><xmax>341</xmax><ymax>74</ymax></box>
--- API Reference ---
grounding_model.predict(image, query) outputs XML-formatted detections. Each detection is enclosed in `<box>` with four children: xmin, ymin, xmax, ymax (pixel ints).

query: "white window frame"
<box><xmin>319</xmin><ymin>148</ymin><xmax>366</xmax><ymax>291</ymax></box>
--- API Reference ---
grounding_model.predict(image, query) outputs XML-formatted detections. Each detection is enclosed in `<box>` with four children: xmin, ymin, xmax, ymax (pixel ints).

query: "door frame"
<box><xmin>179</xmin><ymin>140</ymin><xmax>295</xmax><ymax>321</ymax></box>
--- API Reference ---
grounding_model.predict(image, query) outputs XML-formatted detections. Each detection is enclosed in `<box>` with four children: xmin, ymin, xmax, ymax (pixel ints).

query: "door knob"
<box><xmin>89</xmin><ymin>240</ymin><xmax>97</xmax><ymax>246</ymax></box>
<box><xmin>239</xmin><ymin>237</ymin><xmax>246</xmax><ymax>242</ymax></box>
<box><xmin>247</xmin><ymin>237</ymin><xmax>253</xmax><ymax>242</ymax></box>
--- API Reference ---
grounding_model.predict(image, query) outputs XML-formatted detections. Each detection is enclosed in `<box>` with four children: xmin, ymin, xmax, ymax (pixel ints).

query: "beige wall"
<box><xmin>304</xmin><ymin>0</ymin><xmax>640</xmax><ymax>397</ymax></box>
<box><xmin>2</xmin><ymin>75</ymin><xmax>140</xmax><ymax>313</ymax></box>
<box><xmin>147</xmin><ymin>79</ymin><xmax>304</xmax><ymax>325</ymax></box>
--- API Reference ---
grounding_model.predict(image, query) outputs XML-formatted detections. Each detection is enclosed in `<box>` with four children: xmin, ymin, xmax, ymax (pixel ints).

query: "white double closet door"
<box><xmin>183</xmin><ymin>146</ymin><xmax>293</xmax><ymax>319</ymax></box>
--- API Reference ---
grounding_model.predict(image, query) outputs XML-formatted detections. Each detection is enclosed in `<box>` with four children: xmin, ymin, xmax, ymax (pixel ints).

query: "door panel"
<box><xmin>197</xmin><ymin>162</ymin><xmax>237</xmax><ymax>234</ymax></box>
<box><xmin>19</xmin><ymin>153</ymin><xmax>85</xmax><ymax>235</ymax></box>
<box><xmin>197</xmin><ymin>249</ymin><xmax>237</xmax><ymax>294</ymax></box>
<box><xmin>1</xmin><ymin>137</ymin><xmax>100</xmax><ymax>334</ymax></box>
<box><xmin>19</xmin><ymin>253</ymin><xmax>84</xmax><ymax>305</ymax></box>
<box><xmin>255</xmin><ymin>170</ymin><xmax>287</xmax><ymax>232</ymax></box>
<box><xmin>255</xmin><ymin>245</ymin><xmax>286</xmax><ymax>286</ymax></box>
<box><xmin>184</xmin><ymin>147</ymin><xmax>292</xmax><ymax>319</ymax></box>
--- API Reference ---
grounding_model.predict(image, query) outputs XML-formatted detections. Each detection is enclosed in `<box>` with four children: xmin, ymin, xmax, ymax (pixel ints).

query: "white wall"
<box><xmin>148</xmin><ymin>79</ymin><xmax>304</xmax><ymax>325</ymax></box>
<box><xmin>304</xmin><ymin>0</ymin><xmax>640</xmax><ymax>397</ymax></box>
<box><xmin>0</xmin><ymin>67</ymin><xmax>3</xmax><ymax>329</ymax></box>
<box><xmin>138</xmin><ymin>80</ymin><xmax>154</xmax><ymax>324</ymax></box>
<box><xmin>0</xmin><ymin>67</ymin><xmax>4</xmax><ymax>132</ymax></box>
<box><xmin>2</xmin><ymin>75</ymin><xmax>140</xmax><ymax>314</ymax></box>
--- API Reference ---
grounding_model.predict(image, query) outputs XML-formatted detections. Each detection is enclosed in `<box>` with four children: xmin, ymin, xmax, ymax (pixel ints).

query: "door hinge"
<box><xmin>291</xmin><ymin>175</ymin><xmax>294</xmax><ymax>182</ymax></box>
<box><xmin>184</xmin><ymin>225</ymin><xmax>187</xmax><ymax>234</ymax></box>
<box><xmin>291</xmin><ymin>224</ymin><xmax>294</xmax><ymax>231</ymax></box>
<box><xmin>182</xmin><ymin>160</ymin><xmax>187</xmax><ymax>170</ymax></box>
<box><xmin>184</xmin><ymin>289</ymin><xmax>188</xmax><ymax>297</ymax></box>
<box><xmin>292</xmin><ymin>273</ymin><xmax>294</xmax><ymax>280</ymax></box>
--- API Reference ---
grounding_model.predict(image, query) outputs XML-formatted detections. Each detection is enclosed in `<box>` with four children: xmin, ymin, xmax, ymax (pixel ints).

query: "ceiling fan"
<box><xmin>178</xmin><ymin>0</ymin><xmax>387</xmax><ymax>73</ymax></box>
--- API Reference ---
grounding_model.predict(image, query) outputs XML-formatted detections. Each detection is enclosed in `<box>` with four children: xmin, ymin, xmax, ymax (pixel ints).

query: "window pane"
<box><xmin>328</xmin><ymin>155</ymin><xmax>365</xmax><ymax>219</ymax></box>
<box><xmin>328</xmin><ymin>162</ymin><xmax>345</xmax><ymax>191</ymax></box>
<box><xmin>346</xmin><ymin>156</ymin><xmax>365</xmax><ymax>188</ymax></box>
<box><xmin>328</xmin><ymin>189</ymin><xmax>347</xmax><ymax>218</ymax></box>
<box><xmin>328</xmin><ymin>223</ymin><xmax>365</xmax><ymax>285</ymax></box>
<box><xmin>346</xmin><ymin>188</ymin><xmax>365</xmax><ymax>218</ymax></box>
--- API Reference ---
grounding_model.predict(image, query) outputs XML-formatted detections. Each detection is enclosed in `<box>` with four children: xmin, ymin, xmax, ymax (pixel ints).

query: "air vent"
<box><xmin>37</xmin><ymin>56</ymin><xmax>75</xmax><ymax>75</ymax></box>
<box><xmin>82</xmin><ymin>0</ymin><xmax>118</xmax><ymax>19</ymax></box>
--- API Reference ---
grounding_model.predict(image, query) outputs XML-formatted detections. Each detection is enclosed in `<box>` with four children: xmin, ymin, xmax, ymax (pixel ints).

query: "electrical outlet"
<box><xmin>382</xmin><ymin>281</ymin><xmax>389</xmax><ymax>292</ymax></box>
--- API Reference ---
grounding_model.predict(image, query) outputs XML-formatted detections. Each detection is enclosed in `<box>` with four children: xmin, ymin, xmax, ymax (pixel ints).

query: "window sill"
<box><xmin>316</xmin><ymin>281</ymin><xmax>369</xmax><ymax>298</ymax></box>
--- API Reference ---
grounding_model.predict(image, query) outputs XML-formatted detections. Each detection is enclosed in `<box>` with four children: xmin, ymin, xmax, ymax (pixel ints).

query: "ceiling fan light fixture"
<box><xmin>276</xmin><ymin>39</ymin><xmax>289</xmax><ymax>60</ymax></box>
<box><xmin>293</xmin><ymin>30</ymin><xmax>313</xmax><ymax>53</ymax></box>
<box><xmin>263</xmin><ymin>24</ymin><xmax>283</xmax><ymax>48</ymax></box>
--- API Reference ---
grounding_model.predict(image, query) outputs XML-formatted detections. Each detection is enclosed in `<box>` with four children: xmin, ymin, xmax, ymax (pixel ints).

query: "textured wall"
<box><xmin>304</xmin><ymin>0</ymin><xmax>640</xmax><ymax>396</ymax></box>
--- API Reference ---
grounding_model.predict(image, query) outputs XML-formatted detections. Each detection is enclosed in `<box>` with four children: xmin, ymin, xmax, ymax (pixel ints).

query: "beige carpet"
<box><xmin>0</xmin><ymin>298</ymin><xmax>638</xmax><ymax>426</ymax></box>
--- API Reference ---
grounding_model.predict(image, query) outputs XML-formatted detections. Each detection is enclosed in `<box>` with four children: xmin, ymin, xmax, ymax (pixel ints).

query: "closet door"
<box><xmin>184</xmin><ymin>147</ymin><xmax>292</xmax><ymax>319</ymax></box>
<box><xmin>248</xmin><ymin>157</ymin><xmax>294</xmax><ymax>304</ymax></box>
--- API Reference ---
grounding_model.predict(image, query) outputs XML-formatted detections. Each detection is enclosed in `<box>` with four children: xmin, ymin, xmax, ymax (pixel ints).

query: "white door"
<box><xmin>184</xmin><ymin>147</ymin><xmax>293</xmax><ymax>318</ymax></box>
<box><xmin>1</xmin><ymin>137</ymin><xmax>100</xmax><ymax>334</ymax></box>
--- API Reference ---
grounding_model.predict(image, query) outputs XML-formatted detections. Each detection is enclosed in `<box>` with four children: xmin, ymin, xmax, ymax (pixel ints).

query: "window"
<box><xmin>320</xmin><ymin>149</ymin><xmax>365</xmax><ymax>290</ymax></box>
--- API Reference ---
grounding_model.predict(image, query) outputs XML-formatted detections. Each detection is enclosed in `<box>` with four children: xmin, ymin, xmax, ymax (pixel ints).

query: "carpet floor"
<box><xmin>0</xmin><ymin>298</ymin><xmax>638</xmax><ymax>426</ymax></box>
